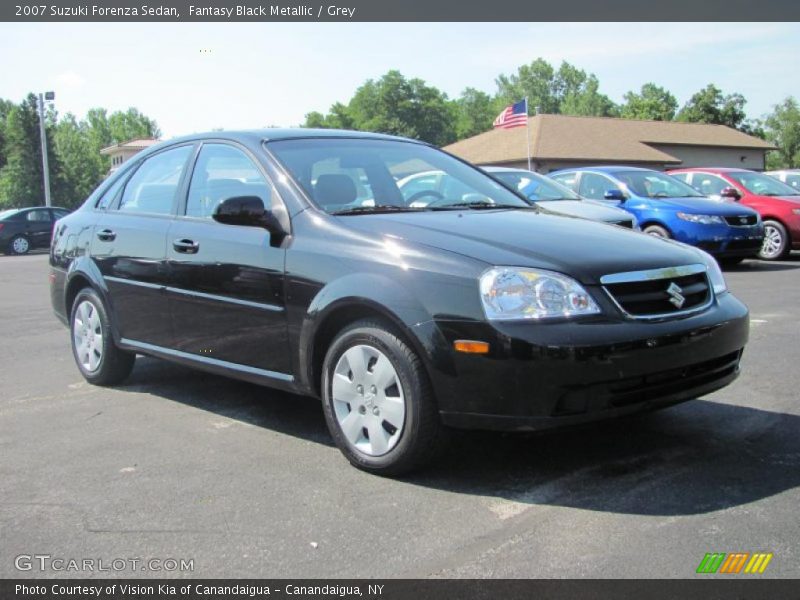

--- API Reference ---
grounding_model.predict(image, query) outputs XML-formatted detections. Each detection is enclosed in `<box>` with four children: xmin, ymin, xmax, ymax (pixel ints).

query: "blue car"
<box><xmin>550</xmin><ymin>166</ymin><xmax>764</xmax><ymax>263</ymax></box>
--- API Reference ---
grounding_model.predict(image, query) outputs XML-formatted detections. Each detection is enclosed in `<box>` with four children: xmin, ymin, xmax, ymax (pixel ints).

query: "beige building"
<box><xmin>100</xmin><ymin>138</ymin><xmax>160</xmax><ymax>175</ymax></box>
<box><xmin>443</xmin><ymin>114</ymin><xmax>776</xmax><ymax>173</ymax></box>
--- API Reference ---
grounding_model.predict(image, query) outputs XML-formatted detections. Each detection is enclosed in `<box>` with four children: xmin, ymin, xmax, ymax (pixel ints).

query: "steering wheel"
<box><xmin>405</xmin><ymin>190</ymin><xmax>445</xmax><ymax>205</ymax></box>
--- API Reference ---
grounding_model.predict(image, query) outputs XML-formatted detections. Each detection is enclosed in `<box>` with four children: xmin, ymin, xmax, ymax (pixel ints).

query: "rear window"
<box><xmin>0</xmin><ymin>209</ymin><xmax>21</xmax><ymax>220</ymax></box>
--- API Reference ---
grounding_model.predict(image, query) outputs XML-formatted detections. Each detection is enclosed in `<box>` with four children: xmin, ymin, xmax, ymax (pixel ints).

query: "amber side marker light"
<box><xmin>453</xmin><ymin>340</ymin><xmax>490</xmax><ymax>354</ymax></box>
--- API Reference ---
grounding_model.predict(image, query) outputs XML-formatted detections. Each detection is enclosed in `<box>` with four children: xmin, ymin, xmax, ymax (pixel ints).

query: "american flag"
<box><xmin>493</xmin><ymin>99</ymin><xmax>529</xmax><ymax>129</ymax></box>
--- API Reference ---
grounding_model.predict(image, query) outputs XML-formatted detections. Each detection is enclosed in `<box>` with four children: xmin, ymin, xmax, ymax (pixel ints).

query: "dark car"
<box><xmin>50</xmin><ymin>130</ymin><xmax>749</xmax><ymax>475</ymax></box>
<box><xmin>1</xmin><ymin>206</ymin><xmax>71</xmax><ymax>255</ymax></box>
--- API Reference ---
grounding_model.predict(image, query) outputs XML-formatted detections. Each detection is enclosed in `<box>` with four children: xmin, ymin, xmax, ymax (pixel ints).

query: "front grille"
<box><xmin>601</xmin><ymin>264</ymin><xmax>711</xmax><ymax>318</ymax></box>
<box><xmin>724</xmin><ymin>214</ymin><xmax>758</xmax><ymax>227</ymax></box>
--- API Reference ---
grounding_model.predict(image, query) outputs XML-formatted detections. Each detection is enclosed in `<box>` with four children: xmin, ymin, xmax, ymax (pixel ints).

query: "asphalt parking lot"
<box><xmin>1</xmin><ymin>252</ymin><xmax>799</xmax><ymax>579</ymax></box>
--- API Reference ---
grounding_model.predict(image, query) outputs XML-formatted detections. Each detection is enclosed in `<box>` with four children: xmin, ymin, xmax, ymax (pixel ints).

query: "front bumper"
<box><xmin>419</xmin><ymin>292</ymin><xmax>749</xmax><ymax>431</ymax></box>
<box><xmin>672</xmin><ymin>223</ymin><xmax>764</xmax><ymax>257</ymax></box>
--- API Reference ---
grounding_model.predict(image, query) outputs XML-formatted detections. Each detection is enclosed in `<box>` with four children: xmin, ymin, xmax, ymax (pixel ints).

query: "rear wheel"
<box><xmin>8</xmin><ymin>235</ymin><xmax>30</xmax><ymax>255</ymax></box>
<box><xmin>321</xmin><ymin>319</ymin><xmax>446</xmax><ymax>475</ymax></box>
<box><xmin>70</xmin><ymin>287</ymin><xmax>135</xmax><ymax>385</ymax></box>
<box><xmin>643</xmin><ymin>224</ymin><xmax>670</xmax><ymax>238</ymax></box>
<box><xmin>758</xmin><ymin>220</ymin><xmax>790</xmax><ymax>260</ymax></box>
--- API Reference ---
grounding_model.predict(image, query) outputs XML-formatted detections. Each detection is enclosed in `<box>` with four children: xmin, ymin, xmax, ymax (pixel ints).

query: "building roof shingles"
<box><xmin>443</xmin><ymin>114</ymin><xmax>776</xmax><ymax>165</ymax></box>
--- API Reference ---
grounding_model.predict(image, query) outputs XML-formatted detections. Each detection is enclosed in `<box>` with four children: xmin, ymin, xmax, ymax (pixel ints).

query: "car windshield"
<box><xmin>490</xmin><ymin>171</ymin><xmax>580</xmax><ymax>201</ymax></box>
<box><xmin>729</xmin><ymin>172</ymin><xmax>800</xmax><ymax>196</ymax></box>
<box><xmin>267</xmin><ymin>138</ymin><xmax>533</xmax><ymax>214</ymax></box>
<box><xmin>613</xmin><ymin>171</ymin><xmax>705</xmax><ymax>198</ymax></box>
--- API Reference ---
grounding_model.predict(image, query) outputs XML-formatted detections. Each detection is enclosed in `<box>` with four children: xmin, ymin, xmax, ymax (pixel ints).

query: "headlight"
<box><xmin>479</xmin><ymin>267</ymin><xmax>601</xmax><ymax>320</ymax></box>
<box><xmin>706</xmin><ymin>259</ymin><xmax>728</xmax><ymax>295</ymax></box>
<box><xmin>677</xmin><ymin>212</ymin><xmax>723</xmax><ymax>225</ymax></box>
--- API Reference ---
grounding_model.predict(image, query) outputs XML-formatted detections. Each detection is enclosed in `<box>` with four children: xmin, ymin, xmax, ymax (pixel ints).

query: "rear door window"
<box><xmin>118</xmin><ymin>146</ymin><xmax>193</xmax><ymax>215</ymax></box>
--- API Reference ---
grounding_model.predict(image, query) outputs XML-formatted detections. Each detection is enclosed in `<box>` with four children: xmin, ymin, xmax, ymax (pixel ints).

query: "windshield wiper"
<box><xmin>331</xmin><ymin>205</ymin><xmax>427</xmax><ymax>215</ymax></box>
<box><xmin>430</xmin><ymin>202</ymin><xmax>534</xmax><ymax>211</ymax></box>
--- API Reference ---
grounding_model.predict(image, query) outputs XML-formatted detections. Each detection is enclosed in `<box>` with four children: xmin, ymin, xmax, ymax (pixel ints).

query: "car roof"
<box><xmin>667</xmin><ymin>167</ymin><xmax>752</xmax><ymax>174</ymax></box>
<box><xmin>551</xmin><ymin>165</ymin><xmax>656</xmax><ymax>174</ymax></box>
<box><xmin>482</xmin><ymin>166</ymin><xmax>534</xmax><ymax>173</ymax></box>
<box><xmin>128</xmin><ymin>128</ymin><xmax>427</xmax><ymax>166</ymax></box>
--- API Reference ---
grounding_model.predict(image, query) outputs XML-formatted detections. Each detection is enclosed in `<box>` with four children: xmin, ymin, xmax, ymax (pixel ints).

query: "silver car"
<box><xmin>765</xmin><ymin>169</ymin><xmax>800</xmax><ymax>192</ymax></box>
<box><xmin>483</xmin><ymin>166</ymin><xmax>638</xmax><ymax>229</ymax></box>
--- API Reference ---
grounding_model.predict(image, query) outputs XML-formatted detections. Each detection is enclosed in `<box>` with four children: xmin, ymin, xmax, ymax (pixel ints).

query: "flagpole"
<box><xmin>525</xmin><ymin>97</ymin><xmax>532</xmax><ymax>172</ymax></box>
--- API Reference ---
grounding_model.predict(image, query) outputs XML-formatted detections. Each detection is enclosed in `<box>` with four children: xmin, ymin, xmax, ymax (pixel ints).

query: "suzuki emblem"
<box><xmin>667</xmin><ymin>282</ymin><xmax>686</xmax><ymax>309</ymax></box>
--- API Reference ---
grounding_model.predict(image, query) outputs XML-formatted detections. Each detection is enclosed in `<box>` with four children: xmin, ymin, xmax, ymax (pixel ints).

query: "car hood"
<box><xmin>645</xmin><ymin>196</ymin><xmax>758</xmax><ymax>215</ymax></box>
<box><xmin>337</xmin><ymin>210</ymin><xmax>704</xmax><ymax>285</ymax></box>
<box><xmin>535</xmin><ymin>200</ymin><xmax>632</xmax><ymax>223</ymax></box>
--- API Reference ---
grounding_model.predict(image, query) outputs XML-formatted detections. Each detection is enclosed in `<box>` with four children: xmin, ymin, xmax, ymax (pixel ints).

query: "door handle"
<box><xmin>96</xmin><ymin>229</ymin><xmax>116</xmax><ymax>242</ymax></box>
<box><xmin>173</xmin><ymin>238</ymin><xmax>200</xmax><ymax>254</ymax></box>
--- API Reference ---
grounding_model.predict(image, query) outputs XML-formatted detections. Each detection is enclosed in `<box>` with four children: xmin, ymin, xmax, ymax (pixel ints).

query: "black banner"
<box><xmin>3</xmin><ymin>0</ymin><xmax>800</xmax><ymax>22</ymax></box>
<box><xmin>2</xmin><ymin>579</ymin><xmax>799</xmax><ymax>600</ymax></box>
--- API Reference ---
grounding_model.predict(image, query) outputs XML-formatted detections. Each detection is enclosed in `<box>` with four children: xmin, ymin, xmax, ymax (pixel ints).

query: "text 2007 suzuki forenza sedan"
<box><xmin>50</xmin><ymin>130</ymin><xmax>749</xmax><ymax>475</ymax></box>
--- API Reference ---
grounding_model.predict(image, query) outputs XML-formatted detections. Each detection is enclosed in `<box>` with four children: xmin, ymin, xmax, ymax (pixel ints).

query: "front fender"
<box><xmin>295</xmin><ymin>272</ymin><xmax>455</xmax><ymax>395</ymax></box>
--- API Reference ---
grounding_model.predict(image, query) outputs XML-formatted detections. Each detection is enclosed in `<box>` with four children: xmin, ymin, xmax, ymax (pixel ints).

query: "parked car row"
<box><xmin>49</xmin><ymin>129</ymin><xmax>754</xmax><ymax>475</ymax></box>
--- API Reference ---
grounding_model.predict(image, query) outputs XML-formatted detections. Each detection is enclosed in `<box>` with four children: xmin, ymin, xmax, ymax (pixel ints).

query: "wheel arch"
<box><xmin>297</xmin><ymin>274</ymin><xmax>440</xmax><ymax>398</ymax></box>
<box><xmin>63</xmin><ymin>258</ymin><xmax>118</xmax><ymax>339</ymax></box>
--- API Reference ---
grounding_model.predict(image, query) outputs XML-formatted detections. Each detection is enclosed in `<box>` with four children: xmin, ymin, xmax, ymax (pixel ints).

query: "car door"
<box><xmin>23</xmin><ymin>208</ymin><xmax>54</xmax><ymax>248</ymax></box>
<box><xmin>165</xmin><ymin>142</ymin><xmax>291</xmax><ymax>376</ymax></box>
<box><xmin>90</xmin><ymin>144</ymin><xmax>194</xmax><ymax>347</ymax></box>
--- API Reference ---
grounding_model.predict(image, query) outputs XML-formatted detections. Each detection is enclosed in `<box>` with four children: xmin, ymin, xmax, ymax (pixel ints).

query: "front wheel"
<box><xmin>70</xmin><ymin>287</ymin><xmax>135</xmax><ymax>385</ymax></box>
<box><xmin>758</xmin><ymin>220</ymin><xmax>790</xmax><ymax>260</ymax></box>
<box><xmin>321</xmin><ymin>319</ymin><xmax>446</xmax><ymax>475</ymax></box>
<box><xmin>642</xmin><ymin>224</ymin><xmax>670</xmax><ymax>238</ymax></box>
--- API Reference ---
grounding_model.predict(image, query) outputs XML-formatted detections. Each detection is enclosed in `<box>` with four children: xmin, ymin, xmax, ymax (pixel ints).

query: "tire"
<box><xmin>8</xmin><ymin>234</ymin><xmax>31</xmax><ymax>255</ymax></box>
<box><xmin>321</xmin><ymin>319</ymin><xmax>447</xmax><ymax>476</ymax></box>
<box><xmin>70</xmin><ymin>287</ymin><xmax>135</xmax><ymax>386</ymax></box>
<box><xmin>642</xmin><ymin>224</ymin><xmax>670</xmax><ymax>239</ymax></box>
<box><xmin>758</xmin><ymin>220</ymin><xmax>790</xmax><ymax>260</ymax></box>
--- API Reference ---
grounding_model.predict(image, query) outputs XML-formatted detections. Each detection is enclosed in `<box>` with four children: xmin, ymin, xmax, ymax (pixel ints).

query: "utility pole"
<box><xmin>37</xmin><ymin>92</ymin><xmax>55</xmax><ymax>207</ymax></box>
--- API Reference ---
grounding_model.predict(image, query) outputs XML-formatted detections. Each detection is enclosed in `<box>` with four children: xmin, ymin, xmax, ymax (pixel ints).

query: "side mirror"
<box><xmin>720</xmin><ymin>186</ymin><xmax>742</xmax><ymax>201</ymax></box>
<box><xmin>604</xmin><ymin>189</ymin><xmax>626</xmax><ymax>201</ymax></box>
<box><xmin>213</xmin><ymin>196</ymin><xmax>283</xmax><ymax>236</ymax></box>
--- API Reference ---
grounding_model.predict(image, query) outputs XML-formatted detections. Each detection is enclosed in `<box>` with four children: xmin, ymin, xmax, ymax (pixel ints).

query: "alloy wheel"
<box><xmin>760</xmin><ymin>224</ymin><xmax>784</xmax><ymax>259</ymax></box>
<box><xmin>331</xmin><ymin>344</ymin><xmax>406</xmax><ymax>456</ymax></box>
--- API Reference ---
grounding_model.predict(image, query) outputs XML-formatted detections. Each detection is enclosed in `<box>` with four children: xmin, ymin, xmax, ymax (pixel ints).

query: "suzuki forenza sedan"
<box><xmin>50</xmin><ymin>130</ymin><xmax>749</xmax><ymax>475</ymax></box>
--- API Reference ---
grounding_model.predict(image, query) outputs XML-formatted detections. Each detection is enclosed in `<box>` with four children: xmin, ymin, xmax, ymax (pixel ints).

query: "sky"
<box><xmin>2</xmin><ymin>22</ymin><xmax>799</xmax><ymax>138</ymax></box>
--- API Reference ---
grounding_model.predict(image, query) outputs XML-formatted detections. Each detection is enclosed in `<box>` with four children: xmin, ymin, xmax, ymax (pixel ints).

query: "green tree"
<box><xmin>452</xmin><ymin>87</ymin><xmax>498</xmax><ymax>138</ymax></box>
<box><xmin>0</xmin><ymin>98</ymin><xmax>16</xmax><ymax>171</ymax></box>
<box><xmin>495</xmin><ymin>59</ymin><xmax>616</xmax><ymax>117</ymax></box>
<box><xmin>620</xmin><ymin>83</ymin><xmax>678</xmax><ymax>121</ymax></box>
<box><xmin>560</xmin><ymin>75</ymin><xmax>618</xmax><ymax>117</ymax></box>
<box><xmin>304</xmin><ymin>71</ymin><xmax>455</xmax><ymax>146</ymax></box>
<box><xmin>495</xmin><ymin>58</ymin><xmax>558</xmax><ymax>114</ymax></box>
<box><xmin>763</xmin><ymin>96</ymin><xmax>800</xmax><ymax>168</ymax></box>
<box><xmin>0</xmin><ymin>94</ymin><xmax>62</xmax><ymax>209</ymax></box>
<box><xmin>676</xmin><ymin>84</ymin><xmax>748</xmax><ymax>129</ymax></box>
<box><xmin>54</xmin><ymin>114</ymin><xmax>106</xmax><ymax>208</ymax></box>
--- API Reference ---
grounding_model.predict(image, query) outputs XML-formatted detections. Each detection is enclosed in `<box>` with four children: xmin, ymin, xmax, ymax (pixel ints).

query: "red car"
<box><xmin>668</xmin><ymin>168</ymin><xmax>800</xmax><ymax>260</ymax></box>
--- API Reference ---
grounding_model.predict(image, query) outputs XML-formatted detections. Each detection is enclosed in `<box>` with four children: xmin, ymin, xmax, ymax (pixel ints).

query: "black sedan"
<box><xmin>49</xmin><ymin>129</ymin><xmax>749</xmax><ymax>475</ymax></box>
<box><xmin>1</xmin><ymin>206</ymin><xmax>70</xmax><ymax>255</ymax></box>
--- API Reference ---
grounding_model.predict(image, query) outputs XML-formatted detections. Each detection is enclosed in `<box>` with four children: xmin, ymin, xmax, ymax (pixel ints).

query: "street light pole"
<box><xmin>37</xmin><ymin>92</ymin><xmax>55</xmax><ymax>207</ymax></box>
